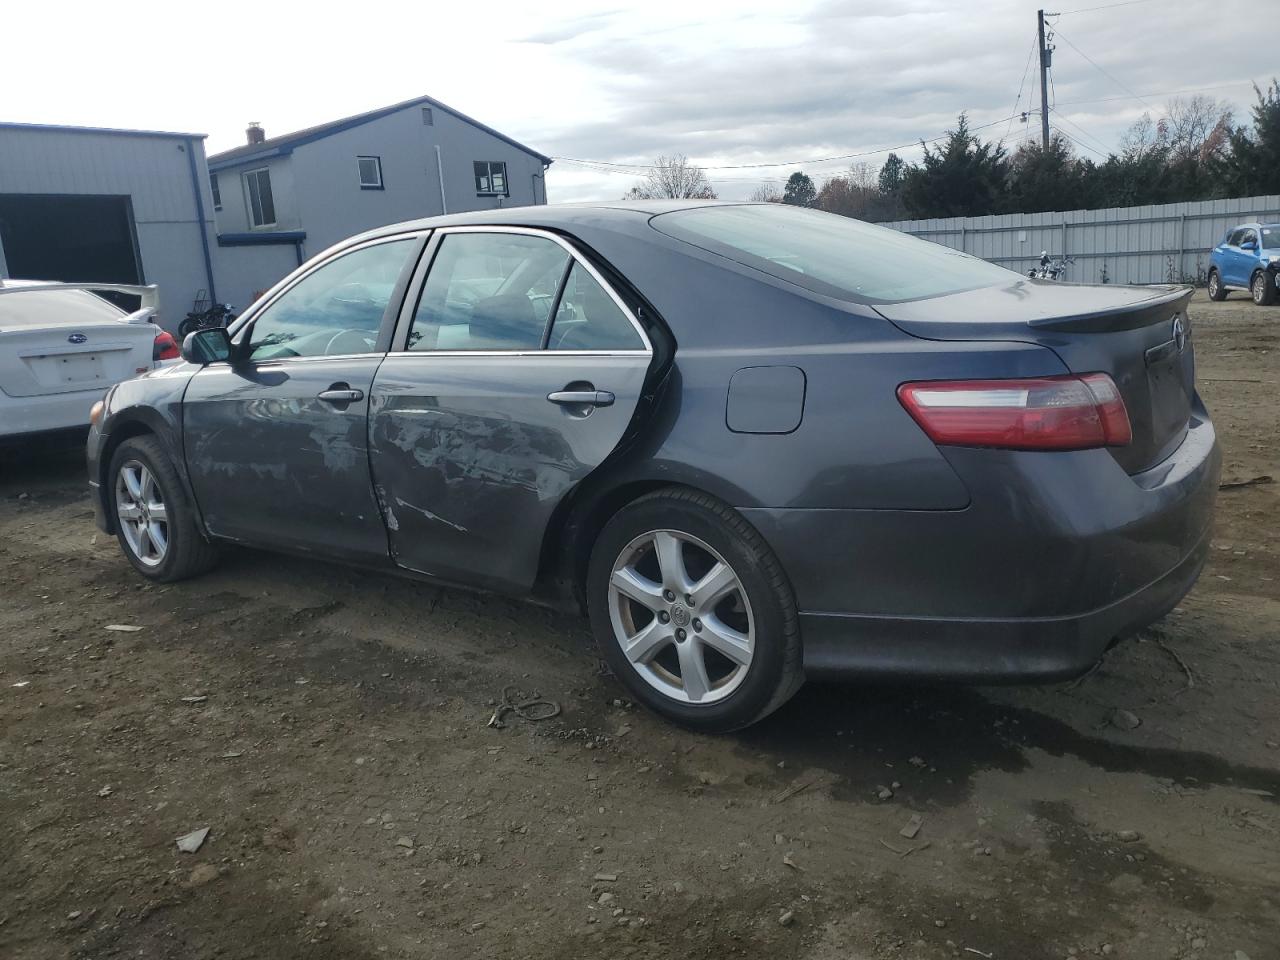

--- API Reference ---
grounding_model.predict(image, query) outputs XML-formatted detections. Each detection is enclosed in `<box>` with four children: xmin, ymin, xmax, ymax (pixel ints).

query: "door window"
<box><xmin>1227</xmin><ymin>228</ymin><xmax>1247</xmax><ymax>247</ymax></box>
<box><xmin>247</xmin><ymin>239</ymin><xmax>415</xmax><ymax>361</ymax></box>
<box><xmin>546</xmin><ymin>263</ymin><xmax>645</xmax><ymax>351</ymax></box>
<box><xmin>408</xmin><ymin>233</ymin><xmax>569</xmax><ymax>351</ymax></box>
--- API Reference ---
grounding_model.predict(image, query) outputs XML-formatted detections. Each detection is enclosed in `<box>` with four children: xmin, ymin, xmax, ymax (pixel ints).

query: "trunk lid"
<box><xmin>876</xmin><ymin>281</ymin><xmax>1195</xmax><ymax>474</ymax></box>
<box><xmin>0</xmin><ymin>289</ymin><xmax>155</xmax><ymax>398</ymax></box>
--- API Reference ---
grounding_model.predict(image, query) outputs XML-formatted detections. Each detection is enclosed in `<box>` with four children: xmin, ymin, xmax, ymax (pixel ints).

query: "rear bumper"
<box><xmin>797</xmin><ymin>527</ymin><xmax>1208</xmax><ymax>681</ymax></box>
<box><xmin>0</xmin><ymin>386</ymin><xmax>104</xmax><ymax>439</ymax></box>
<box><xmin>743</xmin><ymin>397</ymin><xmax>1221</xmax><ymax>682</ymax></box>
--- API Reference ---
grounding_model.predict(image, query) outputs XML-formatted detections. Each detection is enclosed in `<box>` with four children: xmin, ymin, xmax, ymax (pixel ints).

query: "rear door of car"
<box><xmin>368</xmin><ymin>226</ymin><xmax>653</xmax><ymax>596</ymax></box>
<box><xmin>182</xmin><ymin>233</ymin><xmax>425</xmax><ymax>561</ymax></box>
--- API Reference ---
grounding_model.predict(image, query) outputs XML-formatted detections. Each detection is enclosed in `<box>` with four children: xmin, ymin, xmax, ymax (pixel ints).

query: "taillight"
<box><xmin>897</xmin><ymin>373</ymin><xmax>1132</xmax><ymax>451</ymax></box>
<box><xmin>153</xmin><ymin>331</ymin><xmax>180</xmax><ymax>361</ymax></box>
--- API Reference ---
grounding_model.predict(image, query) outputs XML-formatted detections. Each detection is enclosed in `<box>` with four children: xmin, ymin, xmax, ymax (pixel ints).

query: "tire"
<box><xmin>1251</xmin><ymin>270</ymin><xmax>1277</xmax><ymax>306</ymax></box>
<box><xmin>1207</xmin><ymin>269</ymin><xmax>1227</xmax><ymax>301</ymax></box>
<box><xmin>586</xmin><ymin>487</ymin><xmax>803</xmax><ymax>732</ymax></box>
<box><xmin>108</xmin><ymin>436</ymin><xmax>218</xmax><ymax>582</ymax></box>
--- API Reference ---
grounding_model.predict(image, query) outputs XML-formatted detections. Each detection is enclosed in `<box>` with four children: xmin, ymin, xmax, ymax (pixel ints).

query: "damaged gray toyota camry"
<box><xmin>87</xmin><ymin>201</ymin><xmax>1219</xmax><ymax>731</ymax></box>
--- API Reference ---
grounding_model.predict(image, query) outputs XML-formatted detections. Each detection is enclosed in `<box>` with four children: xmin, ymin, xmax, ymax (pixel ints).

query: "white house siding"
<box><xmin>0</xmin><ymin>125</ymin><xmax>219</xmax><ymax>326</ymax></box>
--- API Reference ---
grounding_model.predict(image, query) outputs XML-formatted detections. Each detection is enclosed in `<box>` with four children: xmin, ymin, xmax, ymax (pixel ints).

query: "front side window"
<box><xmin>244</xmin><ymin>168</ymin><xmax>276</xmax><ymax>227</ymax></box>
<box><xmin>547</xmin><ymin>264</ymin><xmax>644</xmax><ymax>351</ymax></box>
<box><xmin>210</xmin><ymin>173</ymin><xmax>222</xmax><ymax>211</ymax></box>
<box><xmin>408</xmin><ymin>233</ymin><xmax>569</xmax><ymax>351</ymax></box>
<box><xmin>473</xmin><ymin>161</ymin><xmax>508</xmax><ymax>196</ymax></box>
<box><xmin>247</xmin><ymin>239</ymin><xmax>415</xmax><ymax>360</ymax></box>
<box><xmin>1241</xmin><ymin>229</ymin><xmax>1259</xmax><ymax>247</ymax></box>
<box><xmin>358</xmin><ymin>156</ymin><xmax>383</xmax><ymax>189</ymax></box>
<box><xmin>653</xmin><ymin>204</ymin><xmax>1019</xmax><ymax>304</ymax></box>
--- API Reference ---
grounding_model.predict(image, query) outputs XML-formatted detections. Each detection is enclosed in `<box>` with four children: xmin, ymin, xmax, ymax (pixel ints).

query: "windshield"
<box><xmin>1263</xmin><ymin>226</ymin><xmax>1278</xmax><ymax>249</ymax></box>
<box><xmin>651</xmin><ymin>204</ymin><xmax>1019</xmax><ymax>303</ymax></box>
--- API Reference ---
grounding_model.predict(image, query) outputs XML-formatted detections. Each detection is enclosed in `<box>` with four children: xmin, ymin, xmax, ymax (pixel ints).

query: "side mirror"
<box><xmin>1241</xmin><ymin>238</ymin><xmax>1258</xmax><ymax>250</ymax></box>
<box><xmin>181</xmin><ymin>327</ymin><xmax>233</xmax><ymax>365</ymax></box>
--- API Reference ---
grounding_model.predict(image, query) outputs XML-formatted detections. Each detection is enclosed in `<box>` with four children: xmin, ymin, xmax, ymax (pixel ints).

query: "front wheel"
<box><xmin>1251</xmin><ymin>270</ymin><xmax>1277</xmax><ymax>306</ymax></box>
<box><xmin>1207</xmin><ymin>269</ymin><xmax>1227</xmax><ymax>301</ymax></box>
<box><xmin>587</xmin><ymin>488</ymin><xmax>803</xmax><ymax>732</ymax></box>
<box><xmin>108</xmin><ymin>436</ymin><xmax>219</xmax><ymax>582</ymax></box>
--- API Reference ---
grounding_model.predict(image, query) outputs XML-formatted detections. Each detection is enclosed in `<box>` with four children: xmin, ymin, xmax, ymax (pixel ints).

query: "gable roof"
<box><xmin>207</xmin><ymin>94</ymin><xmax>552</xmax><ymax>170</ymax></box>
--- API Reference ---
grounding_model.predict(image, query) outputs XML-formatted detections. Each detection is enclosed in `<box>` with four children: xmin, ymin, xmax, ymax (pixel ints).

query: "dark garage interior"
<box><xmin>0</xmin><ymin>193</ymin><xmax>142</xmax><ymax>287</ymax></box>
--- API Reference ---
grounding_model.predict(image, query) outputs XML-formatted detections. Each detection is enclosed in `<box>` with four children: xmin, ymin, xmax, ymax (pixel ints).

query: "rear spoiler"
<box><xmin>0</xmin><ymin>281</ymin><xmax>160</xmax><ymax>324</ymax></box>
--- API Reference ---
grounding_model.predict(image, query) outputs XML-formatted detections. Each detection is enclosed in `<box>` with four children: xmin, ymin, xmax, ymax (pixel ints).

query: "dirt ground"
<box><xmin>1</xmin><ymin>289</ymin><xmax>1277</xmax><ymax>960</ymax></box>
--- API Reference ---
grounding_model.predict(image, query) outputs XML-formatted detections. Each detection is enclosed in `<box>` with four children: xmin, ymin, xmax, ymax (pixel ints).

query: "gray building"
<box><xmin>207</xmin><ymin>95</ymin><xmax>552</xmax><ymax>307</ymax></box>
<box><xmin>0</xmin><ymin>122</ymin><xmax>220</xmax><ymax>323</ymax></box>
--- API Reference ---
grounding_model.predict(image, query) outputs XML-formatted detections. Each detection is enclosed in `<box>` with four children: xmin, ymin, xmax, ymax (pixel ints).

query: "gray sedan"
<box><xmin>86</xmin><ymin>201</ymin><xmax>1219</xmax><ymax>731</ymax></box>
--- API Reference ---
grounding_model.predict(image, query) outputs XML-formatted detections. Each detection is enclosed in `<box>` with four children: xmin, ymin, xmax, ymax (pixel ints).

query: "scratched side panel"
<box><xmin>369</xmin><ymin>354</ymin><xmax>650</xmax><ymax>595</ymax></box>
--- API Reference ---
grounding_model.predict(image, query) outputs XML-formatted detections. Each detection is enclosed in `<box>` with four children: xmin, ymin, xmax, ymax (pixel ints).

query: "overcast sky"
<box><xmin>2</xmin><ymin>0</ymin><xmax>1272</xmax><ymax>202</ymax></box>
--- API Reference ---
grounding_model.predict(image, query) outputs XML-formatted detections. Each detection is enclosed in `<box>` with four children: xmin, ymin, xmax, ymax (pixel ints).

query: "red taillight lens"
<box><xmin>153</xmin><ymin>331</ymin><xmax>180</xmax><ymax>361</ymax></box>
<box><xmin>897</xmin><ymin>373</ymin><xmax>1132</xmax><ymax>451</ymax></box>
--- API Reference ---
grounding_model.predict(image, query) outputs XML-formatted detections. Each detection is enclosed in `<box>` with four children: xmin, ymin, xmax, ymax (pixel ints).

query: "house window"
<box><xmin>357</xmin><ymin>156</ymin><xmax>384</xmax><ymax>190</ymax></box>
<box><xmin>210</xmin><ymin>173</ymin><xmax>222</xmax><ymax>211</ymax></box>
<box><xmin>474</xmin><ymin>161</ymin><xmax>508</xmax><ymax>197</ymax></box>
<box><xmin>244</xmin><ymin>167</ymin><xmax>276</xmax><ymax>227</ymax></box>
<box><xmin>421</xmin><ymin>107</ymin><xmax>434</xmax><ymax>126</ymax></box>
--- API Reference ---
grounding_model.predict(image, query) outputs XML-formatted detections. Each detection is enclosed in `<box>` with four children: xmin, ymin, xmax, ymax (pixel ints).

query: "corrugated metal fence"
<box><xmin>881</xmin><ymin>194</ymin><xmax>1280</xmax><ymax>285</ymax></box>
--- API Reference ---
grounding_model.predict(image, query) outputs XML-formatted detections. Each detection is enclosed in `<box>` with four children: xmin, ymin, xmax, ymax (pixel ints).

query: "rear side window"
<box><xmin>547</xmin><ymin>264</ymin><xmax>645</xmax><ymax>351</ymax></box>
<box><xmin>408</xmin><ymin>233</ymin><xmax>569</xmax><ymax>351</ymax></box>
<box><xmin>652</xmin><ymin>204</ymin><xmax>1019</xmax><ymax>304</ymax></box>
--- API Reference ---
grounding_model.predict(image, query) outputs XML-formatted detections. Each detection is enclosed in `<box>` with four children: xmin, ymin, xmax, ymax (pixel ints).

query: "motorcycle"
<box><xmin>1027</xmin><ymin>250</ymin><xmax>1075</xmax><ymax>281</ymax></box>
<box><xmin>177</xmin><ymin>302</ymin><xmax>236</xmax><ymax>338</ymax></box>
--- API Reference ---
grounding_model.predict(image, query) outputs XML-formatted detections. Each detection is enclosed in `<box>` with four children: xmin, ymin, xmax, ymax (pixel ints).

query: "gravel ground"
<box><xmin>1</xmin><ymin>289</ymin><xmax>1277</xmax><ymax>960</ymax></box>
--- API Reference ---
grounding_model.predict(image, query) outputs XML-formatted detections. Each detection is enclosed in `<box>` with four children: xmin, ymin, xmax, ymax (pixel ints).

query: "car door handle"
<box><xmin>547</xmin><ymin>390</ymin><xmax>614</xmax><ymax>407</ymax></box>
<box><xmin>318</xmin><ymin>387</ymin><xmax>364</xmax><ymax>403</ymax></box>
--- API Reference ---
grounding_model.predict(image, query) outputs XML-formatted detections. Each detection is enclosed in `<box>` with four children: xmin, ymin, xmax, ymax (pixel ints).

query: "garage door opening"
<box><xmin>0</xmin><ymin>195</ymin><xmax>143</xmax><ymax>307</ymax></box>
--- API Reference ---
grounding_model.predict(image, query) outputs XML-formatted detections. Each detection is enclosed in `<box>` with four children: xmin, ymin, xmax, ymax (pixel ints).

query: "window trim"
<box><xmin>357</xmin><ymin>155</ymin><xmax>384</xmax><ymax>191</ymax></box>
<box><xmin>243</xmin><ymin>167</ymin><xmax>276</xmax><ymax>228</ymax></box>
<box><xmin>473</xmin><ymin>160</ymin><xmax>510</xmax><ymax>198</ymax></box>
<box><xmin>210</xmin><ymin>172</ymin><xmax>222</xmax><ymax>211</ymax></box>
<box><xmin>389</xmin><ymin>225</ymin><xmax>652</xmax><ymax>357</ymax></box>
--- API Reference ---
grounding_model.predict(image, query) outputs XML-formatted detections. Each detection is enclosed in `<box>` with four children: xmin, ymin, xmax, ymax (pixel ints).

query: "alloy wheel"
<box><xmin>1209</xmin><ymin>273</ymin><xmax>1219</xmax><ymax>297</ymax></box>
<box><xmin>607</xmin><ymin>529</ymin><xmax>755</xmax><ymax>704</ymax></box>
<box><xmin>115</xmin><ymin>460</ymin><xmax>168</xmax><ymax>567</ymax></box>
<box><xmin>1253</xmin><ymin>273</ymin><xmax>1267</xmax><ymax>304</ymax></box>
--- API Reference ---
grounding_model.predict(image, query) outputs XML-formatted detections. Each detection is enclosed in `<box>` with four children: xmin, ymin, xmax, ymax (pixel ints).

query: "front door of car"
<box><xmin>1223</xmin><ymin>228</ymin><xmax>1255</xmax><ymax>286</ymax></box>
<box><xmin>368</xmin><ymin>228</ymin><xmax>653</xmax><ymax>595</ymax></box>
<box><xmin>183</xmin><ymin>235</ymin><xmax>423</xmax><ymax>560</ymax></box>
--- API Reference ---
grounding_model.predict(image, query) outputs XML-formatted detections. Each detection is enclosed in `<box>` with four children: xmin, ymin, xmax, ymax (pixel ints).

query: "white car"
<box><xmin>0</xmin><ymin>280</ymin><xmax>178</xmax><ymax>443</ymax></box>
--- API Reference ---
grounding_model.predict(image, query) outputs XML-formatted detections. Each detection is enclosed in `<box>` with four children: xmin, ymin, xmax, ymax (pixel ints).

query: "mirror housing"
<box><xmin>181</xmin><ymin>327</ymin><xmax>233</xmax><ymax>365</ymax></box>
<box><xmin>1241</xmin><ymin>238</ymin><xmax>1258</xmax><ymax>250</ymax></box>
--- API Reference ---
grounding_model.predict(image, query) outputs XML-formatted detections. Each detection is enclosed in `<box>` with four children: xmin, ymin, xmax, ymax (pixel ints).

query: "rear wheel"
<box><xmin>109</xmin><ymin>436</ymin><xmax>218</xmax><ymax>582</ymax></box>
<box><xmin>1207</xmin><ymin>269</ymin><xmax>1227</xmax><ymax>301</ymax></box>
<box><xmin>1251</xmin><ymin>270</ymin><xmax>1277</xmax><ymax>306</ymax></box>
<box><xmin>587</xmin><ymin>488</ymin><xmax>803</xmax><ymax>732</ymax></box>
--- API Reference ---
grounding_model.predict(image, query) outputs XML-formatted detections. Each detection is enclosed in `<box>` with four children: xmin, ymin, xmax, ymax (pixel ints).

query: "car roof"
<box><xmin>347</xmin><ymin>199</ymin><xmax>755</xmax><ymax>244</ymax></box>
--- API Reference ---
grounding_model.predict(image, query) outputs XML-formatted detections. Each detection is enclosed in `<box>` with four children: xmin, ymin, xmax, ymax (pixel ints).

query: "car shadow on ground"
<box><xmin>736</xmin><ymin>680</ymin><xmax>1280</xmax><ymax>807</ymax></box>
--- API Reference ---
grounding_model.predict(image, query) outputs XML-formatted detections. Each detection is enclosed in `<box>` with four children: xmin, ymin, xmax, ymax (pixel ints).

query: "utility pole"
<box><xmin>1037</xmin><ymin>9</ymin><xmax>1053</xmax><ymax>150</ymax></box>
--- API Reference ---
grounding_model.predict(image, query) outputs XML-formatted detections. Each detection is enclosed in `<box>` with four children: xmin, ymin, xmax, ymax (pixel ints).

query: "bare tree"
<box><xmin>748</xmin><ymin>183</ymin><xmax>783</xmax><ymax>202</ymax></box>
<box><xmin>623</xmin><ymin>154</ymin><xmax>717</xmax><ymax>200</ymax></box>
<box><xmin>1165</xmin><ymin>95</ymin><xmax>1233</xmax><ymax>162</ymax></box>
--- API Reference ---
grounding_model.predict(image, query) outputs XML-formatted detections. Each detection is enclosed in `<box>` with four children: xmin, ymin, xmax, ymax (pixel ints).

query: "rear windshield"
<box><xmin>0</xmin><ymin>288</ymin><xmax>125</xmax><ymax>328</ymax></box>
<box><xmin>652</xmin><ymin>204</ymin><xmax>1018</xmax><ymax>304</ymax></box>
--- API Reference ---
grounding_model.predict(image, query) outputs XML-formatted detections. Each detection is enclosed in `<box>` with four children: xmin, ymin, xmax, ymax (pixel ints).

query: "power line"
<box><xmin>1054</xmin><ymin>80</ymin><xmax>1256</xmax><ymax>107</ymax></box>
<box><xmin>1006</xmin><ymin>29</ymin><xmax>1041</xmax><ymax>142</ymax></box>
<box><xmin>1052</xmin><ymin>25</ymin><xmax>1157</xmax><ymax>113</ymax></box>
<box><xmin>551</xmin><ymin>114</ymin><xmax>1021</xmax><ymax>174</ymax></box>
<box><xmin>1049</xmin><ymin>110</ymin><xmax>1112</xmax><ymax>158</ymax></box>
<box><xmin>1057</xmin><ymin>0</ymin><xmax>1157</xmax><ymax>14</ymax></box>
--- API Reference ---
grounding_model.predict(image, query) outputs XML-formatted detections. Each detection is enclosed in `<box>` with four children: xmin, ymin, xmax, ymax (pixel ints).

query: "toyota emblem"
<box><xmin>67</xmin><ymin>332</ymin><xmax>88</xmax><ymax>345</ymax></box>
<box><xmin>1172</xmin><ymin>316</ymin><xmax>1186</xmax><ymax>353</ymax></box>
